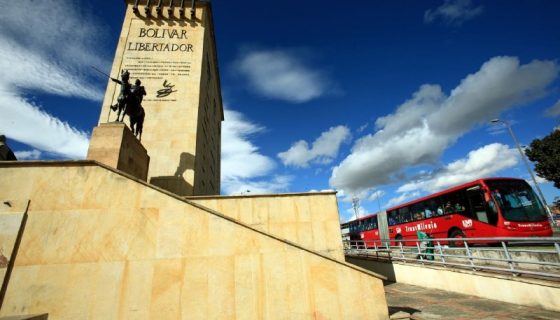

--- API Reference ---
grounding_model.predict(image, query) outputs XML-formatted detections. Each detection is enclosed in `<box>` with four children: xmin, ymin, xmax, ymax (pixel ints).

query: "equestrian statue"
<box><xmin>110</xmin><ymin>70</ymin><xmax>146</xmax><ymax>140</ymax></box>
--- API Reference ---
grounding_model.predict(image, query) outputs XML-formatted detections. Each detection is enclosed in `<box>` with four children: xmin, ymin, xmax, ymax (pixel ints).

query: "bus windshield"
<box><xmin>486</xmin><ymin>180</ymin><xmax>547</xmax><ymax>222</ymax></box>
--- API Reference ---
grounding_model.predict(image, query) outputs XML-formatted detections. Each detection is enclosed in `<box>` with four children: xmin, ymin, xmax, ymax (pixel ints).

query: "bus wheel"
<box><xmin>449</xmin><ymin>229</ymin><xmax>466</xmax><ymax>247</ymax></box>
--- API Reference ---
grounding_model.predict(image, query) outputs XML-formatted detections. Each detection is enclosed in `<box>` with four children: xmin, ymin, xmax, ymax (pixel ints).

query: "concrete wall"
<box><xmin>87</xmin><ymin>123</ymin><xmax>150</xmax><ymax>181</ymax></box>
<box><xmin>193</xmin><ymin>5</ymin><xmax>222</xmax><ymax>195</ymax></box>
<box><xmin>0</xmin><ymin>200</ymin><xmax>28</xmax><ymax>307</ymax></box>
<box><xmin>347</xmin><ymin>257</ymin><xmax>560</xmax><ymax>312</ymax></box>
<box><xmin>188</xmin><ymin>193</ymin><xmax>345</xmax><ymax>261</ymax></box>
<box><xmin>0</xmin><ymin>162</ymin><xmax>388</xmax><ymax>319</ymax></box>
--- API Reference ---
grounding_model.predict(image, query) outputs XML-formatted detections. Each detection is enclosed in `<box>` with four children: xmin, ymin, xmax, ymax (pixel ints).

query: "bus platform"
<box><xmin>385</xmin><ymin>282</ymin><xmax>559</xmax><ymax>320</ymax></box>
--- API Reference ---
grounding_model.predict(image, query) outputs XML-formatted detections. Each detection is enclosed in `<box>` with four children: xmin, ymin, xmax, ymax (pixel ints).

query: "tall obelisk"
<box><xmin>98</xmin><ymin>0</ymin><xmax>223</xmax><ymax>196</ymax></box>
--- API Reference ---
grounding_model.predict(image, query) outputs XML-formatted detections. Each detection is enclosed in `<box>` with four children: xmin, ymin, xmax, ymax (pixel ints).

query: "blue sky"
<box><xmin>1</xmin><ymin>0</ymin><xmax>559</xmax><ymax>222</ymax></box>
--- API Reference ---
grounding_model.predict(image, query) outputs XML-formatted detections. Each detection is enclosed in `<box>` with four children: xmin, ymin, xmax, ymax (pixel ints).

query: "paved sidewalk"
<box><xmin>385</xmin><ymin>282</ymin><xmax>560</xmax><ymax>320</ymax></box>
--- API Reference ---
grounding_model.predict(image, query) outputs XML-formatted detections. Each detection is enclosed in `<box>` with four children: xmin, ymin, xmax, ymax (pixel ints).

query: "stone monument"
<box><xmin>96</xmin><ymin>0</ymin><xmax>223</xmax><ymax>196</ymax></box>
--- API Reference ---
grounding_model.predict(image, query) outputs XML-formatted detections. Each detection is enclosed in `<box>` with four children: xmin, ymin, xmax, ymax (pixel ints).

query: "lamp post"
<box><xmin>372</xmin><ymin>191</ymin><xmax>382</xmax><ymax>213</ymax></box>
<box><xmin>490</xmin><ymin>119</ymin><xmax>554</xmax><ymax>223</ymax></box>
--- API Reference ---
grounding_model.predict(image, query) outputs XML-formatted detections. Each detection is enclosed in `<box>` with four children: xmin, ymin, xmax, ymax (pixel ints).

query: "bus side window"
<box><xmin>442</xmin><ymin>191</ymin><xmax>468</xmax><ymax>216</ymax></box>
<box><xmin>366</xmin><ymin>217</ymin><xmax>374</xmax><ymax>230</ymax></box>
<box><xmin>456</xmin><ymin>190</ymin><xmax>470</xmax><ymax>217</ymax></box>
<box><xmin>388</xmin><ymin>211</ymin><xmax>398</xmax><ymax>226</ymax></box>
<box><xmin>434</xmin><ymin>197</ymin><xmax>444</xmax><ymax>216</ymax></box>
<box><xmin>427</xmin><ymin>199</ymin><xmax>438</xmax><ymax>217</ymax></box>
<box><xmin>467</xmin><ymin>188</ymin><xmax>489</xmax><ymax>223</ymax></box>
<box><xmin>398</xmin><ymin>207</ymin><xmax>411</xmax><ymax>223</ymax></box>
<box><xmin>442</xmin><ymin>195</ymin><xmax>454</xmax><ymax>214</ymax></box>
<box><xmin>411</xmin><ymin>203</ymin><xmax>424</xmax><ymax>221</ymax></box>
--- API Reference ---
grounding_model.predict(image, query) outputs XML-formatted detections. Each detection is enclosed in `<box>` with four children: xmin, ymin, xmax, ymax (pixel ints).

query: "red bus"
<box><xmin>343</xmin><ymin>178</ymin><xmax>552</xmax><ymax>246</ymax></box>
<box><xmin>341</xmin><ymin>214</ymin><xmax>380</xmax><ymax>243</ymax></box>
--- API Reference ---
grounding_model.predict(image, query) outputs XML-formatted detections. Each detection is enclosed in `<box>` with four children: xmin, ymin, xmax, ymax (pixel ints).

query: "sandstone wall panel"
<box><xmin>0</xmin><ymin>163</ymin><xmax>387</xmax><ymax>319</ymax></box>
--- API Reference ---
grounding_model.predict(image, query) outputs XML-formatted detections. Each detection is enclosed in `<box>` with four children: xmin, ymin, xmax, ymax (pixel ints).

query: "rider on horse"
<box><xmin>110</xmin><ymin>70</ymin><xmax>146</xmax><ymax>140</ymax></box>
<box><xmin>110</xmin><ymin>70</ymin><xmax>132</xmax><ymax>122</ymax></box>
<box><xmin>130</xmin><ymin>79</ymin><xmax>146</xmax><ymax>140</ymax></box>
<box><xmin>131</xmin><ymin>79</ymin><xmax>146</xmax><ymax>104</ymax></box>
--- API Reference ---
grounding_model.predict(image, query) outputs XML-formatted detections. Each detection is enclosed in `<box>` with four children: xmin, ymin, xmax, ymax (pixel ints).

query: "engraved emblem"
<box><xmin>156</xmin><ymin>80</ymin><xmax>177</xmax><ymax>98</ymax></box>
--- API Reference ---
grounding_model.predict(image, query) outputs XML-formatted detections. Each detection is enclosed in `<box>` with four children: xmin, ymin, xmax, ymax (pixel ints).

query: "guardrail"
<box><xmin>344</xmin><ymin>237</ymin><xmax>560</xmax><ymax>280</ymax></box>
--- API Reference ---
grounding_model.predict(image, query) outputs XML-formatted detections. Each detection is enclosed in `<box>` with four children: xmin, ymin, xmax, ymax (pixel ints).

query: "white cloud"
<box><xmin>534</xmin><ymin>175</ymin><xmax>549</xmax><ymax>185</ymax></box>
<box><xmin>309</xmin><ymin>189</ymin><xmax>336</xmax><ymax>193</ymax></box>
<box><xmin>0</xmin><ymin>39</ymin><xmax>102</xmax><ymax>101</ymax></box>
<box><xmin>221</xmin><ymin>108</ymin><xmax>291</xmax><ymax>195</ymax></box>
<box><xmin>424</xmin><ymin>0</ymin><xmax>484</xmax><ymax>25</ymax></box>
<box><xmin>0</xmin><ymin>0</ymin><xmax>110</xmax><ymax>159</ymax></box>
<box><xmin>221</xmin><ymin>109</ymin><xmax>275</xmax><ymax>179</ymax></box>
<box><xmin>343</xmin><ymin>205</ymin><xmax>369</xmax><ymax>222</ymax></box>
<box><xmin>222</xmin><ymin>175</ymin><xmax>292</xmax><ymax>196</ymax></box>
<box><xmin>278</xmin><ymin>125</ymin><xmax>351</xmax><ymax>167</ymax></box>
<box><xmin>14</xmin><ymin>149</ymin><xmax>42</xmax><ymax>160</ymax></box>
<box><xmin>0</xmin><ymin>87</ymin><xmax>90</xmax><ymax>159</ymax></box>
<box><xmin>330</xmin><ymin>56</ymin><xmax>559</xmax><ymax>195</ymax></box>
<box><xmin>545</xmin><ymin>99</ymin><xmax>560</xmax><ymax>117</ymax></box>
<box><xmin>0</xmin><ymin>1</ymin><xmax>110</xmax><ymax>72</ymax></box>
<box><xmin>385</xmin><ymin>191</ymin><xmax>421</xmax><ymax>208</ymax></box>
<box><xmin>368</xmin><ymin>190</ymin><xmax>386</xmax><ymax>202</ymax></box>
<box><xmin>337</xmin><ymin>187</ymin><xmax>374</xmax><ymax>204</ymax></box>
<box><xmin>397</xmin><ymin>143</ymin><xmax>519</xmax><ymax>194</ymax></box>
<box><xmin>234</xmin><ymin>48</ymin><xmax>335</xmax><ymax>103</ymax></box>
<box><xmin>357</xmin><ymin>123</ymin><xmax>369</xmax><ymax>133</ymax></box>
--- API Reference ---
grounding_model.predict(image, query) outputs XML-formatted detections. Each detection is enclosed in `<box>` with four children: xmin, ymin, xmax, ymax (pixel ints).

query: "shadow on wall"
<box><xmin>150</xmin><ymin>152</ymin><xmax>194</xmax><ymax>196</ymax></box>
<box><xmin>345</xmin><ymin>257</ymin><xmax>397</xmax><ymax>282</ymax></box>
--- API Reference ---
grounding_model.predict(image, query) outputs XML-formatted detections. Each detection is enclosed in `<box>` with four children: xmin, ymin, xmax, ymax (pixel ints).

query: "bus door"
<box><xmin>466</xmin><ymin>186</ymin><xmax>497</xmax><ymax>226</ymax></box>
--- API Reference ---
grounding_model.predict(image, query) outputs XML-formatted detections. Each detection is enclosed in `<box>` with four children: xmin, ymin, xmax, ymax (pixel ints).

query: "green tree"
<box><xmin>525</xmin><ymin>130</ymin><xmax>560</xmax><ymax>188</ymax></box>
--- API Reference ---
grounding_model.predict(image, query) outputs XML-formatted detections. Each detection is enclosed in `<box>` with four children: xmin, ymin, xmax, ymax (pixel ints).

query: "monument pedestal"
<box><xmin>87</xmin><ymin>122</ymin><xmax>149</xmax><ymax>181</ymax></box>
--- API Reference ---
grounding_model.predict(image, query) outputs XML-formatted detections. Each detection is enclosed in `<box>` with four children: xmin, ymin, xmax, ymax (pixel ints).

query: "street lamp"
<box><xmin>371</xmin><ymin>191</ymin><xmax>383</xmax><ymax>213</ymax></box>
<box><xmin>490</xmin><ymin>119</ymin><xmax>554</xmax><ymax>223</ymax></box>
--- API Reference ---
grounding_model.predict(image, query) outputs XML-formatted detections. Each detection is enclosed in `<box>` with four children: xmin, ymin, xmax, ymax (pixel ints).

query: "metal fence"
<box><xmin>344</xmin><ymin>237</ymin><xmax>560</xmax><ymax>280</ymax></box>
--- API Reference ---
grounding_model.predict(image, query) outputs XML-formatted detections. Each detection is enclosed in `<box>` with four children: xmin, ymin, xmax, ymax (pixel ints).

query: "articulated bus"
<box><xmin>342</xmin><ymin>178</ymin><xmax>552</xmax><ymax>246</ymax></box>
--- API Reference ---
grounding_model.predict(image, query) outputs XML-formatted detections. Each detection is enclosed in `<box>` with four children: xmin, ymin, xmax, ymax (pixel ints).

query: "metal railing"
<box><xmin>344</xmin><ymin>237</ymin><xmax>560</xmax><ymax>280</ymax></box>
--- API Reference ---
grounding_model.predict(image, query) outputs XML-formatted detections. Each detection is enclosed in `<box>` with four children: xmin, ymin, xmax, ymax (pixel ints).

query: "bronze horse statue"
<box><xmin>110</xmin><ymin>70</ymin><xmax>146</xmax><ymax>140</ymax></box>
